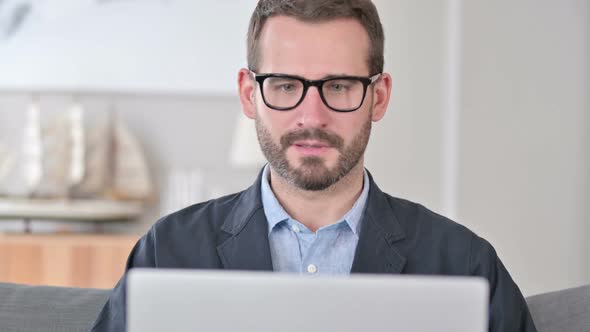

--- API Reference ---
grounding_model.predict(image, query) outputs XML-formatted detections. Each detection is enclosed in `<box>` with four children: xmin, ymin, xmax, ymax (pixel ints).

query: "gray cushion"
<box><xmin>526</xmin><ymin>284</ymin><xmax>590</xmax><ymax>332</ymax></box>
<box><xmin>0</xmin><ymin>283</ymin><xmax>109</xmax><ymax>332</ymax></box>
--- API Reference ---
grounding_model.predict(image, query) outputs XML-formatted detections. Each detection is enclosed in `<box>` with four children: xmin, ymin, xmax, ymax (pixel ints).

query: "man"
<box><xmin>92</xmin><ymin>1</ymin><xmax>537</xmax><ymax>331</ymax></box>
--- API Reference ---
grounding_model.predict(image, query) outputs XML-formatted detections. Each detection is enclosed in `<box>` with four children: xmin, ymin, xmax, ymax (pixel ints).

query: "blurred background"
<box><xmin>0</xmin><ymin>0</ymin><xmax>587</xmax><ymax>297</ymax></box>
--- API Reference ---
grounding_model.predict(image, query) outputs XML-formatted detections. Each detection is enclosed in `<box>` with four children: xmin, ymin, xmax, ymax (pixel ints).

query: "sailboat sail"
<box><xmin>106</xmin><ymin>119</ymin><xmax>153</xmax><ymax>201</ymax></box>
<box><xmin>74</xmin><ymin>113</ymin><xmax>153</xmax><ymax>201</ymax></box>
<box><xmin>71</xmin><ymin>115</ymin><xmax>110</xmax><ymax>198</ymax></box>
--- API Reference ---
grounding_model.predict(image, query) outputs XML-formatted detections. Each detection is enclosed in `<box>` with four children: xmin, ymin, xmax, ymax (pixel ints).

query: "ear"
<box><xmin>370</xmin><ymin>72</ymin><xmax>392</xmax><ymax>122</ymax></box>
<box><xmin>238</xmin><ymin>68</ymin><xmax>257</xmax><ymax>119</ymax></box>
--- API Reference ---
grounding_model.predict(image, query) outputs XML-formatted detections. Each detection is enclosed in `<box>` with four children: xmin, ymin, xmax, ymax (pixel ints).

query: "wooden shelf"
<box><xmin>0</xmin><ymin>199</ymin><xmax>143</xmax><ymax>222</ymax></box>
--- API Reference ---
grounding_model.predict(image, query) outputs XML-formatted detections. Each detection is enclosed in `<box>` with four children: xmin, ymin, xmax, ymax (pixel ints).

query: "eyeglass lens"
<box><xmin>262</xmin><ymin>77</ymin><xmax>365</xmax><ymax>111</ymax></box>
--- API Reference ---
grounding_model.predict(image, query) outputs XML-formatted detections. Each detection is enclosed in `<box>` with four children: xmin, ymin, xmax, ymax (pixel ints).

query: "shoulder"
<box><xmin>379</xmin><ymin>193</ymin><xmax>496</xmax><ymax>274</ymax></box>
<box><xmin>128</xmin><ymin>190</ymin><xmax>253</xmax><ymax>268</ymax></box>
<box><xmin>134</xmin><ymin>191</ymin><xmax>247</xmax><ymax>258</ymax></box>
<box><xmin>384</xmin><ymin>193</ymin><xmax>477</xmax><ymax>242</ymax></box>
<box><xmin>152</xmin><ymin>191</ymin><xmax>246</xmax><ymax>235</ymax></box>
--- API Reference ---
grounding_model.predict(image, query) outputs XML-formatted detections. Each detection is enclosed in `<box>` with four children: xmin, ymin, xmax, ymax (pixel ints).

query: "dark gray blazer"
<box><xmin>91</xmin><ymin>170</ymin><xmax>537</xmax><ymax>332</ymax></box>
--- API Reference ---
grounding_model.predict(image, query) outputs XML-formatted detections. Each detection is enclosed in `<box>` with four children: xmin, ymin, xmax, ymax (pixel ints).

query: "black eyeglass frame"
<box><xmin>250</xmin><ymin>71</ymin><xmax>382</xmax><ymax>113</ymax></box>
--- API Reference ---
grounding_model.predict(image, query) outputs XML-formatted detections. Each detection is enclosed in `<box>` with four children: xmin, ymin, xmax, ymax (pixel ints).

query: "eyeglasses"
<box><xmin>250</xmin><ymin>71</ymin><xmax>382</xmax><ymax>112</ymax></box>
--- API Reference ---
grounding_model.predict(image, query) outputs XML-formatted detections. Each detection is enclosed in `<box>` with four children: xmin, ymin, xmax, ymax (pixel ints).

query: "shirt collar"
<box><xmin>260</xmin><ymin>164</ymin><xmax>291</xmax><ymax>232</ymax></box>
<box><xmin>342</xmin><ymin>170</ymin><xmax>370</xmax><ymax>235</ymax></box>
<box><xmin>260</xmin><ymin>164</ymin><xmax>370</xmax><ymax>236</ymax></box>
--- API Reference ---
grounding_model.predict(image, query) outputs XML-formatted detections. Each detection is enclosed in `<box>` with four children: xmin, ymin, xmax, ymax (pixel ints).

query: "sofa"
<box><xmin>0</xmin><ymin>282</ymin><xmax>589</xmax><ymax>332</ymax></box>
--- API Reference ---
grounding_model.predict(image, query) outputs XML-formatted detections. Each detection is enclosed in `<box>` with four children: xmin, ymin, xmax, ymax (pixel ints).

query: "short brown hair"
<box><xmin>247</xmin><ymin>0</ymin><xmax>384</xmax><ymax>75</ymax></box>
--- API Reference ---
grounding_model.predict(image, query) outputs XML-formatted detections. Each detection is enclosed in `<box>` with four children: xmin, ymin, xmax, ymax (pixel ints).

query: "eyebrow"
<box><xmin>270</xmin><ymin>73</ymin><xmax>360</xmax><ymax>80</ymax></box>
<box><xmin>321</xmin><ymin>74</ymin><xmax>353</xmax><ymax>79</ymax></box>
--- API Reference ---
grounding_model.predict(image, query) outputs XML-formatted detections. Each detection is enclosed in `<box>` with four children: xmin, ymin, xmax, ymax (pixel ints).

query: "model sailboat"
<box><xmin>72</xmin><ymin>110</ymin><xmax>153</xmax><ymax>201</ymax></box>
<box><xmin>0</xmin><ymin>102</ymin><xmax>153</xmax><ymax>202</ymax></box>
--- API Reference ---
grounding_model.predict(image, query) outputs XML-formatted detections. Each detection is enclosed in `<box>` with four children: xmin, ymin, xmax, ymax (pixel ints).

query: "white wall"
<box><xmin>0</xmin><ymin>0</ymin><xmax>257</xmax><ymax>94</ymax></box>
<box><xmin>368</xmin><ymin>0</ymin><xmax>446</xmax><ymax>212</ymax></box>
<box><xmin>457</xmin><ymin>0</ymin><xmax>589</xmax><ymax>296</ymax></box>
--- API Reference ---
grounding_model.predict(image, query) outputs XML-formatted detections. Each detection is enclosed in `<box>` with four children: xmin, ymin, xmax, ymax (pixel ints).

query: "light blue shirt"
<box><xmin>260</xmin><ymin>164</ymin><xmax>370</xmax><ymax>275</ymax></box>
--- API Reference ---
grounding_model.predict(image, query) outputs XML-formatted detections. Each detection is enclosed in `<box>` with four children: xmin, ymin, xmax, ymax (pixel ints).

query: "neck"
<box><xmin>268</xmin><ymin>161</ymin><xmax>366</xmax><ymax>232</ymax></box>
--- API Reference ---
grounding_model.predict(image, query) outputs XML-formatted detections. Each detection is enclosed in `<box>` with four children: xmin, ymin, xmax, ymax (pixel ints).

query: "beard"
<box><xmin>255</xmin><ymin>111</ymin><xmax>372</xmax><ymax>191</ymax></box>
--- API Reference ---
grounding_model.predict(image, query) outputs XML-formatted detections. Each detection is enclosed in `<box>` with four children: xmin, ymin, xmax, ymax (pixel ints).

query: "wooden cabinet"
<box><xmin>0</xmin><ymin>234</ymin><xmax>138</xmax><ymax>289</ymax></box>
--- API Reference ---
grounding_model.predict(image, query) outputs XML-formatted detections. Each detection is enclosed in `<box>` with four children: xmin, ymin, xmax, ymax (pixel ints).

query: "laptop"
<box><xmin>127</xmin><ymin>269</ymin><xmax>489</xmax><ymax>332</ymax></box>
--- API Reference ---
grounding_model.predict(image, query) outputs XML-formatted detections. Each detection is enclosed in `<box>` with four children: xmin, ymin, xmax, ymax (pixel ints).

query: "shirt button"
<box><xmin>307</xmin><ymin>264</ymin><xmax>317</xmax><ymax>274</ymax></box>
<box><xmin>291</xmin><ymin>225</ymin><xmax>301</xmax><ymax>233</ymax></box>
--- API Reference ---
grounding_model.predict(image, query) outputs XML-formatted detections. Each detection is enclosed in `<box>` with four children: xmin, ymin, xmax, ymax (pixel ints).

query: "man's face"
<box><xmin>241</xmin><ymin>16</ymin><xmax>389</xmax><ymax>191</ymax></box>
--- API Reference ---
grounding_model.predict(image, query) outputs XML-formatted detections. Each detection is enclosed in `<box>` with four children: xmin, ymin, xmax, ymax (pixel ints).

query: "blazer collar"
<box><xmin>217</xmin><ymin>169</ymin><xmax>273</xmax><ymax>271</ymax></box>
<box><xmin>217</xmin><ymin>168</ymin><xmax>407</xmax><ymax>274</ymax></box>
<box><xmin>350</xmin><ymin>171</ymin><xmax>407</xmax><ymax>274</ymax></box>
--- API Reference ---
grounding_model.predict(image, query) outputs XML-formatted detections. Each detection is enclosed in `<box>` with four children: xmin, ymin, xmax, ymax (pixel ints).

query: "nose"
<box><xmin>295</xmin><ymin>86</ymin><xmax>330</xmax><ymax>129</ymax></box>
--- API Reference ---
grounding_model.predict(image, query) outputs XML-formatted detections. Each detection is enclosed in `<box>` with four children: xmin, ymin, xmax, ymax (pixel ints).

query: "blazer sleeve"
<box><xmin>90</xmin><ymin>227</ymin><xmax>157</xmax><ymax>332</ymax></box>
<box><xmin>470</xmin><ymin>235</ymin><xmax>538</xmax><ymax>332</ymax></box>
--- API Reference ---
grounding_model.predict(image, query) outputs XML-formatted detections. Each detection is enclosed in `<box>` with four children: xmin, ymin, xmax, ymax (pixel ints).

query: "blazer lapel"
<box><xmin>351</xmin><ymin>171</ymin><xmax>407</xmax><ymax>274</ymax></box>
<box><xmin>216</xmin><ymin>168</ymin><xmax>407</xmax><ymax>274</ymax></box>
<box><xmin>217</xmin><ymin>170</ymin><xmax>273</xmax><ymax>271</ymax></box>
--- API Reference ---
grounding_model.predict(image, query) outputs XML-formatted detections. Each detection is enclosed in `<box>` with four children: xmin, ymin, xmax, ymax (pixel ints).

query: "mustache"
<box><xmin>280</xmin><ymin>128</ymin><xmax>344</xmax><ymax>151</ymax></box>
